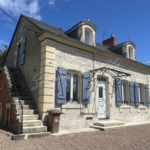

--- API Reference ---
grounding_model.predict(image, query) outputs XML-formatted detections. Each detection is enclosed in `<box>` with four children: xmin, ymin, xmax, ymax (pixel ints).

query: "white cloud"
<box><xmin>0</xmin><ymin>40</ymin><xmax>9</xmax><ymax>50</ymax></box>
<box><xmin>1</xmin><ymin>16</ymin><xmax>12</xmax><ymax>21</ymax></box>
<box><xmin>0</xmin><ymin>0</ymin><xmax>41</xmax><ymax>20</ymax></box>
<box><xmin>49</xmin><ymin>0</ymin><xmax>55</xmax><ymax>5</ymax></box>
<box><xmin>0</xmin><ymin>40</ymin><xmax>8</xmax><ymax>45</ymax></box>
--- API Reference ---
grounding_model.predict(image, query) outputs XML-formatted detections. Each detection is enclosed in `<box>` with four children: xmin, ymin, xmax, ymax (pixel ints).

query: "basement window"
<box><xmin>86</xmin><ymin>117</ymin><xmax>93</xmax><ymax>120</ymax></box>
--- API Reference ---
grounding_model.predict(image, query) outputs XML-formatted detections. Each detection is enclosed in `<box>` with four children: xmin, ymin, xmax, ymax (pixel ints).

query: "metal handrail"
<box><xmin>0</xmin><ymin>54</ymin><xmax>23</xmax><ymax>134</ymax></box>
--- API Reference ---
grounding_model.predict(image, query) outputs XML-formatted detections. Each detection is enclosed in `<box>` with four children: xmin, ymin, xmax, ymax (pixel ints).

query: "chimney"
<box><xmin>102</xmin><ymin>34</ymin><xmax>117</xmax><ymax>47</ymax></box>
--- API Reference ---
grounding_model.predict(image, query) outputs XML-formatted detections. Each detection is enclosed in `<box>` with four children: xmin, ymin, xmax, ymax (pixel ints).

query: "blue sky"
<box><xmin>0</xmin><ymin>0</ymin><xmax>150</xmax><ymax>65</ymax></box>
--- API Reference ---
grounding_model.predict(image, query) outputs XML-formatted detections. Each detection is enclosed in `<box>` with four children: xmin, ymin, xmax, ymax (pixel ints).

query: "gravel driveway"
<box><xmin>0</xmin><ymin>124</ymin><xmax>150</xmax><ymax>150</ymax></box>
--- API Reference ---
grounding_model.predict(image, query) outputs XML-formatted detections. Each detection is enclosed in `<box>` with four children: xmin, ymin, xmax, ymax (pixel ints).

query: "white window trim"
<box><xmin>67</xmin><ymin>71</ymin><xmax>79</xmax><ymax>102</ymax></box>
<box><xmin>138</xmin><ymin>84</ymin><xmax>143</xmax><ymax>104</ymax></box>
<box><xmin>129</xmin><ymin>47</ymin><xmax>133</xmax><ymax>59</ymax></box>
<box><xmin>85</xmin><ymin>29</ymin><xmax>92</xmax><ymax>45</ymax></box>
<box><xmin>121</xmin><ymin>81</ymin><xmax>127</xmax><ymax>104</ymax></box>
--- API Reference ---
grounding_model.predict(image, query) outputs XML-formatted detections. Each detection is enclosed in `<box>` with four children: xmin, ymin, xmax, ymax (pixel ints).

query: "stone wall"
<box><xmin>42</xmin><ymin>39</ymin><xmax>150</xmax><ymax>131</ymax></box>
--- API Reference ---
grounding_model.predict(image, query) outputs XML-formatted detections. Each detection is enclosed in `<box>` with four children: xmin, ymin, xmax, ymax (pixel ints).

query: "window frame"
<box><xmin>66</xmin><ymin>71</ymin><xmax>79</xmax><ymax>103</ymax></box>
<box><xmin>84</xmin><ymin>28</ymin><xmax>92</xmax><ymax>45</ymax></box>
<box><xmin>128</xmin><ymin>46</ymin><xmax>134</xmax><ymax>60</ymax></box>
<box><xmin>85</xmin><ymin>30</ymin><xmax>90</xmax><ymax>44</ymax></box>
<box><xmin>121</xmin><ymin>80</ymin><xmax>128</xmax><ymax>105</ymax></box>
<box><xmin>138</xmin><ymin>84</ymin><xmax>144</xmax><ymax>105</ymax></box>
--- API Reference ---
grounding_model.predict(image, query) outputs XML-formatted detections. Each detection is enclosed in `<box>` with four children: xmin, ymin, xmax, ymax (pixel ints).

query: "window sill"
<box><xmin>138</xmin><ymin>105</ymin><xmax>147</xmax><ymax>109</ymax></box>
<box><xmin>120</xmin><ymin>105</ymin><xmax>132</xmax><ymax>109</ymax></box>
<box><xmin>62</xmin><ymin>103</ymin><xmax>83</xmax><ymax>109</ymax></box>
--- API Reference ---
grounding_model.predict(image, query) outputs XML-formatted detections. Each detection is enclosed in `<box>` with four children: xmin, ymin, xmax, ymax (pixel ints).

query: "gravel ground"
<box><xmin>1</xmin><ymin>124</ymin><xmax>150</xmax><ymax>150</ymax></box>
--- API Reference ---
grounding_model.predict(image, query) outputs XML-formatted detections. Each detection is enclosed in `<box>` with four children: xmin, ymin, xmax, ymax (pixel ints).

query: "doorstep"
<box><xmin>51</xmin><ymin>128</ymin><xmax>99</xmax><ymax>136</ymax></box>
<box><xmin>90</xmin><ymin>121</ymin><xmax>150</xmax><ymax>131</ymax></box>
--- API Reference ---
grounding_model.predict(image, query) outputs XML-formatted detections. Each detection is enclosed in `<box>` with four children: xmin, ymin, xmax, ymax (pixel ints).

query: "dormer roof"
<box><xmin>65</xmin><ymin>20</ymin><xmax>97</xmax><ymax>35</ymax></box>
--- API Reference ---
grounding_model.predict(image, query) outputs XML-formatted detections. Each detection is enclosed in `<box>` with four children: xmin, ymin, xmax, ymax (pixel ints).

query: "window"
<box><xmin>138</xmin><ymin>85</ymin><xmax>144</xmax><ymax>105</ymax></box>
<box><xmin>85</xmin><ymin>30</ymin><xmax>89</xmax><ymax>44</ymax></box>
<box><xmin>66</xmin><ymin>72</ymin><xmax>78</xmax><ymax>102</ymax></box>
<box><xmin>122</xmin><ymin>81</ymin><xmax>127</xmax><ymax>104</ymax></box>
<box><xmin>99</xmin><ymin>87</ymin><xmax>103</xmax><ymax>98</ymax></box>
<box><xmin>129</xmin><ymin>47</ymin><xmax>133</xmax><ymax>59</ymax></box>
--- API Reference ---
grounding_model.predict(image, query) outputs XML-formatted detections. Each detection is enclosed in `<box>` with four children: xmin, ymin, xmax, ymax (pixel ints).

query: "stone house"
<box><xmin>0</xmin><ymin>14</ymin><xmax>150</xmax><ymax>137</ymax></box>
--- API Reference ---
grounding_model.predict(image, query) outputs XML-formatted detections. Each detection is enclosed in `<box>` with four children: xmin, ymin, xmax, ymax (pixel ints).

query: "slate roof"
<box><xmin>22</xmin><ymin>15</ymin><xmax>110</xmax><ymax>52</ymax></box>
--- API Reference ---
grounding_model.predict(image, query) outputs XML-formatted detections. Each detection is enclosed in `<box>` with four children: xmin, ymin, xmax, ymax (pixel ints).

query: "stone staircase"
<box><xmin>3</xmin><ymin>67</ymin><xmax>50</xmax><ymax>140</ymax></box>
<box><xmin>90</xmin><ymin>120</ymin><xmax>125</xmax><ymax>131</ymax></box>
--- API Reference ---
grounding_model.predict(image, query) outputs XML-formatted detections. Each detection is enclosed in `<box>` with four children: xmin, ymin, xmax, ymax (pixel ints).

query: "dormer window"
<box><xmin>65</xmin><ymin>20</ymin><xmax>97</xmax><ymax>46</ymax></box>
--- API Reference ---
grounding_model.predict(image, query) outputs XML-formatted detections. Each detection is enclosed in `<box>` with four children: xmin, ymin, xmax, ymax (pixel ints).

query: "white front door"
<box><xmin>97</xmin><ymin>81</ymin><xmax>106</xmax><ymax>119</ymax></box>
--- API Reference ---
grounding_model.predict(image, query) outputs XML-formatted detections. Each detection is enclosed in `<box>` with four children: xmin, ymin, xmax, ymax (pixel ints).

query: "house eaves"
<box><xmin>37</xmin><ymin>29</ymin><xmax>150</xmax><ymax>71</ymax></box>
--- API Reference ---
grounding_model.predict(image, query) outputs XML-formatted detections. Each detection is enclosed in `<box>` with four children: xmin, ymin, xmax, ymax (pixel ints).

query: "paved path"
<box><xmin>0</xmin><ymin>124</ymin><xmax>150</xmax><ymax>150</ymax></box>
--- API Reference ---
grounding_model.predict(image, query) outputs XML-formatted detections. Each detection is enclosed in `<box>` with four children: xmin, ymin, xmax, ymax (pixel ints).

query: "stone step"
<box><xmin>12</xmin><ymin>132</ymin><xmax>51</xmax><ymax>140</ymax></box>
<box><xmin>17</xmin><ymin>114</ymin><xmax>39</xmax><ymax>120</ymax></box>
<box><xmin>23</xmin><ymin>126</ymin><xmax>47</xmax><ymax>134</ymax></box>
<box><xmin>12</xmin><ymin>83</ymin><xmax>28</xmax><ymax>88</ymax></box>
<box><xmin>10</xmin><ymin>88</ymin><xmax>29</xmax><ymax>92</ymax></box>
<box><xmin>12</xmin><ymin>96</ymin><xmax>33</xmax><ymax>100</ymax></box>
<box><xmin>15</xmin><ymin>104</ymin><xmax>36</xmax><ymax>109</ymax></box>
<box><xmin>13</xmin><ymin>100</ymin><xmax>34</xmax><ymax>105</ymax></box>
<box><xmin>23</xmin><ymin>120</ymin><xmax>43</xmax><ymax>127</ymax></box>
<box><xmin>16</xmin><ymin>109</ymin><xmax>38</xmax><ymax>115</ymax></box>
<box><xmin>10</xmin><ymin>92</ymin><xmax>31</xmax><ymax>96</ymax></box>
<box><xmin>93</xmin><ymin>120</ymin><xmax>124</xmax><ymax>127</ymax></box>
<box><xmin>11</xmin><ymin>79</ymin><xmax>26</xmax><ymax>85</ymax></box>
<box><xmin>90</xmin><ymin>121</ymin><xmax>150</xmax><ymax>131</ymax></box>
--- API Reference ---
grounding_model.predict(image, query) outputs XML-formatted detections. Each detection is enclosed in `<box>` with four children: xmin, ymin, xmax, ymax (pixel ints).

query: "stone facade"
<box><xmin>39</xmin><ymin>39</ymin><xmax>150</xmax><ymax>131</ymax></box>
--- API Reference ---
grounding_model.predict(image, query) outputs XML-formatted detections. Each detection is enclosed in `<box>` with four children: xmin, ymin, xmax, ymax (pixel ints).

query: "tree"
<box><xmin>0</xmin><ymin>45</ymin><xmax>8</xmax><ymax>67</ymax></box>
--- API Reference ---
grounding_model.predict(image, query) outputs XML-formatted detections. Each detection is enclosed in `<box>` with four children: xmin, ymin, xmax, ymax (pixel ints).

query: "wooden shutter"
<box><xmin>56</xmin><ymin>67</ymin><xmax>67</xmax><ymax>104</ymax></box>
<box><xmin>130</xmin><ymin>81</ymin><xmax>134</xmax><ymax>106</ymax></box>
<box><xmin>19</xmin><ymin>38</ymin><xmax>27</xmax><ymax>66</ymax></box>
<box><xmin>82</xmin><ymin>72</ymin><xmax>90</xmax><ymax>104</ymax></box>
<box><xmin>145</xmin><ymin>84</ymin><xmax>150</xmax><ymax>106</ymax></box>
<box><xmin>115</xmin><ymin>78</ymin><xmax>122</xmax><ymax>106</ymax></box>
<box><xmin>134</xmin><ymin>82</ymin><xmax>140</xmax><ymax>106</ymax></box>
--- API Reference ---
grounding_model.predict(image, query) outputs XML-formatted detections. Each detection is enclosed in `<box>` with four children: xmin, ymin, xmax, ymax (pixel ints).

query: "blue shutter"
<box><xmin>19</xmin><ymin>38</ymin><xmax>27</xmax><ymax>66</ymax></box>
<box><xmin>134</xmin><ymin>82</ymin><xmax>140</xmax><ymax>106</ymax></box>
<box><xmin>130</xmin><ymin>81</ymin><xmax>134</xmax><ymax>106</ymax></box>
<box><xmin>115</xmin><ymin>78</ymin><xmax>122</xmax><ymax>106</ymax></box>
<box><xmin>145</xmin><ymin>84</ymin><xmax>150</xmax><ymax>106</ymax></box>
<box><xmin>57</xmin><ymin>67</ymin><xmax>67</xmax><ymax>104</ymax></box>
<box><xmin>82</xmin><ymin>72</ymin><xmax>90</xmax><ymax>104</ymax></box>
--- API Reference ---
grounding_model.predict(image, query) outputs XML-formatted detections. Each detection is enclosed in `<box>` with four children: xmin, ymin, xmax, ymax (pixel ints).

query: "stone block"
<box><xmin>41</xmin><ymin>52</ymin><xmax>55</xmax><ymax>60</ymax></box>
<box><xmin>40</xmin><ymin>59</ymin><xmax>55</xmax><ymax>67</ymax></box>
<box><xmin>40</xmin><ymin>66</ymin><xmax>55</xmax><ymax>74</ymax></box>
<box><xmin>39</xmin><ymin>88</ymin><xmax>54</xmax><ymax>96</ymax></box>
<box><xmin>38</xmin><ymin>103</ymin><xmax>53</xmax><ymax>113</ymax></box>
<box><xmin>41</xmin><ymin>45</ymin><xmax>55</xmax><ymax>54</ymax></box>
<box><xmin>39</xmin><ymin>95</ymin><xmax>54</xmax><ymax>103</ymax></box>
